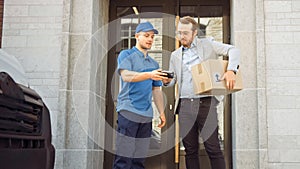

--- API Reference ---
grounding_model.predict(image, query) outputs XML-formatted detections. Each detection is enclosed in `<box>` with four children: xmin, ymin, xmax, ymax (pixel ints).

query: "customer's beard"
<box><xmin>180</xmin><ymin>39</ymin><xmax>191</xmax><ymax>48</ymax></box>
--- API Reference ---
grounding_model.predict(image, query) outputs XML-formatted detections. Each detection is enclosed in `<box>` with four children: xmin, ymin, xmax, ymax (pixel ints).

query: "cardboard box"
<box><xmin>191</xmin><ymin>59</ymin><xmax>243</xmax><ymax>95</ymax></box>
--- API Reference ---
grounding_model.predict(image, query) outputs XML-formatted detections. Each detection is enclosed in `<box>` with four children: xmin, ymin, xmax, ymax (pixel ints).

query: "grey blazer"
<box><xmin>165</xmin><ymin>37</ymin><xmax>240</xmax><ymax>112</ymax></box>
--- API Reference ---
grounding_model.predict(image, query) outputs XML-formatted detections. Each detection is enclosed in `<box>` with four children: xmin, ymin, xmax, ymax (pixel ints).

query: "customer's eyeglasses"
<box><xmin>175</xmin><ymin>31</ymin><xmax>192</xmax><ymax>37</ymax></box>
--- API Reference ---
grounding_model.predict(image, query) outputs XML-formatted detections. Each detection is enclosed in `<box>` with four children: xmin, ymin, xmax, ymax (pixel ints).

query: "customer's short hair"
<box><xmin>179</xmin><ymin>16</ymin><xmax>199</xmax><ymax>31</ymax></box>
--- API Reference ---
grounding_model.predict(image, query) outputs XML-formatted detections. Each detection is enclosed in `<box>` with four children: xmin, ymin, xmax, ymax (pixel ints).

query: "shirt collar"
<box><xmin>133</xmin><ymin>46</ymin><xmax>149</xmax><ymax>59</ymax></box>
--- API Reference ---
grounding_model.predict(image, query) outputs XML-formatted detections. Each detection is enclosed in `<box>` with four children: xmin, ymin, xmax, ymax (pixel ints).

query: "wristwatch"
<box><xmin>230</xmin><ymin>65</ymin><xmax>239</xmax><ymax>75</ymax></box>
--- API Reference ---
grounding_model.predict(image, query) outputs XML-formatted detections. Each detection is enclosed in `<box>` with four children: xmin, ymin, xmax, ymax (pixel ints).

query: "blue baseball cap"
<box><xmin>135</xmin><ymin>22</ymin><xmax>159</xmax><ymax>34</ymax></box>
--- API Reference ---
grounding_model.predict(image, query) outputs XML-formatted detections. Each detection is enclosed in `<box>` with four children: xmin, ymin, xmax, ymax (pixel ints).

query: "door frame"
<box><xmin>104</xmin><ymin>0</ymin><xmax>232</xmax><ymax>168</ymax></box>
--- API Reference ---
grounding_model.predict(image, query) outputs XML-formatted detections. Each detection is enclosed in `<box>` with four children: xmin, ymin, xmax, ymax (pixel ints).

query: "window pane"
<box><xmin>200</xmin><ymin>17</ymin><xmax>223</xmax><ymax>42</ymax></box>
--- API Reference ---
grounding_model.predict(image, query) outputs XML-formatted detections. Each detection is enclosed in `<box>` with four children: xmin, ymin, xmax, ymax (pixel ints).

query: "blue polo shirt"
<box><xmin>116</xmin><ymin>47</ymin><xmax>162</xmax><ymax>117</ymax></box>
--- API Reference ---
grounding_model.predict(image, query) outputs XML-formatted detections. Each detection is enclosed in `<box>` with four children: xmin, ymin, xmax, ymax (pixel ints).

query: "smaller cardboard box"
<box><xmin>191</xmin><ymin>59</ymin><xmax>243</xmax><ymax>95</ymax></box>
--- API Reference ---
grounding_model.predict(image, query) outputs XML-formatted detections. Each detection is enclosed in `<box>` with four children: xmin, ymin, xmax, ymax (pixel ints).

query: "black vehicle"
<box><xmin>0</xmin><ymin>52</ymin><xmax>55</xmax><ymax>169</ymax></box>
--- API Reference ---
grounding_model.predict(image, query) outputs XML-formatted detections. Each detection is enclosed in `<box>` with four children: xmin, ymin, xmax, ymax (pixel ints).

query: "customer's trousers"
<box><xmin>178</xmin><ymin>97</ymin><xmax>225</xmax><ymax>169</ymax></box>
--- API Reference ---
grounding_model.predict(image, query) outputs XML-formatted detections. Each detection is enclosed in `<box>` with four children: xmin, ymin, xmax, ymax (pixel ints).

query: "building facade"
<box><xmin>1</xmin><ymin>0</ymin><xmax>300</xmax><ymax>168</ymax></box>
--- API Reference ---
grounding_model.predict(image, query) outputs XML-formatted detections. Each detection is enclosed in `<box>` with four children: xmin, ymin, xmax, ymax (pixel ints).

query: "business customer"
<box><xmin>163</xmin><ymin>16</ymin><xmax>240</xmax><ymax>169</ymax></box>
<box><xmin>113</xmin><ymin>21</ymin><xmax>167</xmax><ymax>169</ymax></box>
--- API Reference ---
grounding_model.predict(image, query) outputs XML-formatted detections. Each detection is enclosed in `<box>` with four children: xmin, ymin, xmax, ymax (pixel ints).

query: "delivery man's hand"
<box><xmin>150</xmin><ymin>69</ymin><xmax>168</xmax><ymax>81</ymax></box>
<box><xmin>221</xmin><ymin>70</ymin><xmax>236</xmax><ymax>90</ymax></box>
<box><xmin>157</xmin><ymin>112</ymin><xmax>166</xmax><ymax>128</ymax></box>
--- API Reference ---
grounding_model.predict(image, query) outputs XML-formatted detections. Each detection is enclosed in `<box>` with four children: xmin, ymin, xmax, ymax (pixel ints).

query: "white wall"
<box><xmin>265</xmin><ymin>0</ymin><xmax>300</xmax><ymax>168</ymax></box>
<box><xmin>231</xmin><ymin>0</ymin><xmax>300</xmax><ymax>168</ymax></box>
<box><xmin>2</xmin><ymin>0</ymin><xmax>63</xmax><ymax>145</ymax></box>
<box><xmin>231</xmin><ymin>0</ymin><xmax>263</xmax><ymax>168</ymax></box>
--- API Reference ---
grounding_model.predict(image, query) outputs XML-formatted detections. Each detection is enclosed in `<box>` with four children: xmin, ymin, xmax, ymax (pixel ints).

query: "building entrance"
<box><xmin>105</xmin><ymin>0</ymin><xmax>232</xmax><ymax>168</ymax></box>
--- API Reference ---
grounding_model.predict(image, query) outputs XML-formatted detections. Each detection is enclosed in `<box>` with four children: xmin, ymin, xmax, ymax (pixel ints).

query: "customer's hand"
<box><xmin>221</xmin><ymin>70</ymin><xmax>236</xmax><ymax>90</ymax></box>
<box><xmin>162</xmin><ymin>78</ymin><xmax>172</xmax><ymax>85</ymax></box>
<box><xmin>157</xmin><ymin>112</ymin><xmax>166</xmax><ymax>128</ymax></box>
